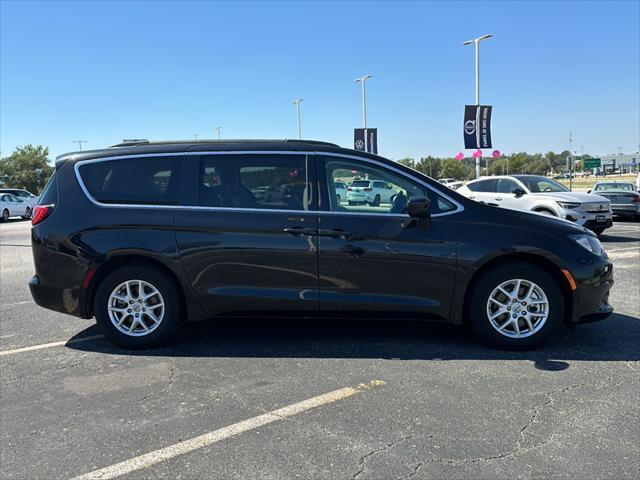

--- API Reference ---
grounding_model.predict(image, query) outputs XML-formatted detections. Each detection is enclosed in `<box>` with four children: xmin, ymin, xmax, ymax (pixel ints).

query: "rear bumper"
<box><xmin>29</xmin><ymin>275</ymin><xmax>90</xmax><ymax>319</ymax></box>
<box><xmin>611</xmin><ymin>204</ymin><xmax>640</xmax><ymax>216</ymax></box>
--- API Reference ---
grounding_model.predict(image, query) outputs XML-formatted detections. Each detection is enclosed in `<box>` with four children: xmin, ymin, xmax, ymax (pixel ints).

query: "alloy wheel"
<box><xmin>107</xmin><ymin>279</ymin><xmax>165</xmax><ymax>337</ymax></box>
<box><xmin>486</xmin><ymin>279</ymin><xmax>549</xmax><ymax>339</ymax></box>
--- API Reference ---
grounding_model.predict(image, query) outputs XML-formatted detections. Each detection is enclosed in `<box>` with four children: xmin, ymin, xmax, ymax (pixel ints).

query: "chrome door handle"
<box><xmin>318</xmin><ymin>228</ymin><xmax>352</xmax><ymax>239</ymax></box>
<box><xmin>495</xmin><ymin>197</ymin><xmax>503</xmax><ymax>201</ymax></box>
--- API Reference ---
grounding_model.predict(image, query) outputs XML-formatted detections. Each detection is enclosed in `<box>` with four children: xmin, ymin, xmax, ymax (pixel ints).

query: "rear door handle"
<box><xmin>318</xmin><ymin>228</ymin><xmax>352</xmax><ymax>239</ymax></box>
<box><xmin>494</xmin><ymin>197</ymin><xmax>503</xmax><ymax>201</ymax></box>
<box><xmin>283</xmin><ymin>227</ymin><xmax>316</xmax><ymax>236</ymax></box>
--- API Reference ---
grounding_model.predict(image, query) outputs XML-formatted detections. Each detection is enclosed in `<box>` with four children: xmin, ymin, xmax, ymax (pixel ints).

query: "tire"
<box><xmin>94</xmin><ymin>265</ymin><xmax>183</xmax><ymax>349</ymax></box>
<box><xmin>467</xmin><ymin>262</ymin><xmax>564</xmax><ymax>350</ymax></box>
<box><xmin>370</xmin><ymin>195</ymin><xmax>381</xmax><ymax>207</ymax></box>
<box><xmin>22</xmin><ymin>207</ymin><xmax>32</xmax><ymax>220</ymax></box>
<box><xmin>1</xmin><ymin>209</ymin><xmax>9</xmax><ymax>222</ymax></box>
<box><xmin>336</xmin><ymin>194</ymin><xmax>341</xmax><ymax>204</ymax></box>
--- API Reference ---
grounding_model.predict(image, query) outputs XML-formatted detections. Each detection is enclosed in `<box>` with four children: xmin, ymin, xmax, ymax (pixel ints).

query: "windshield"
<box><xmin>516</xmin><ymin>176</ymin><xmax>569</xmax><ymax>193</ymax></box>
<box><xmin>594</xmin><ymin>183</ymin><xmax>634</xmax><ymax>192</ymax></box>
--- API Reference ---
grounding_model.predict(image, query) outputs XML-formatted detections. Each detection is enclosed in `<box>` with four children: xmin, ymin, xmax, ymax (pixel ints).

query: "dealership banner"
<box><xmin>354</xmin><ymin>128</ymin><xmax>378</xmax><ymax>154</ymax></box>
<box><xmin>463</xmin><ymin>105</ymin><xmax>493</xmax><ymax>149</ymax></box>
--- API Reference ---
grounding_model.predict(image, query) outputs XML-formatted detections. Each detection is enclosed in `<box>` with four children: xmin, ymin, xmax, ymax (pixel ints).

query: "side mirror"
<box><xmin>512</xmin><ymin>187</ymin><xmax>526</xmax><ymax>197</ymax></box>
<box><xmin>405</xmin><ymin>197</ymin><xmax>431</xmax><ymax>230</ymax></box>
<box><xmin>408</xmin><ymin>197</ymin><xmax>430</xmax><ymax>218</ymax></box>
<box><xmin>587</xmin><ymin>189</ymin><xmax>592</xmax><ymax>194</ymax></box>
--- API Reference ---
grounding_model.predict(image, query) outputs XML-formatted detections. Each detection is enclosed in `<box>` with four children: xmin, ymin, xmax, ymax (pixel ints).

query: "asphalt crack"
<box><xmin>135</xmin><ymin>363</ymin><xmax>176</xmax><ymax>403</ymax></box>
<box><xmin>352</xmin><ymin>435</ymin><xmax>413</xmax><ymax>480</ymax></box>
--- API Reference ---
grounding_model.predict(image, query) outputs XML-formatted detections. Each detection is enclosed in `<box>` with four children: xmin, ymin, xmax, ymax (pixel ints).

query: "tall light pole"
<box><xmin>193</xmin><ymin>134</ymin><xmax>199</xmax><ymax>141</ymax></box>
<box><xmin>463</xmin><ymin>34</ymin><xmax>493</xmax><ymax>179</ymax></box>
<box><xmin>292</xmin><ymin>99</ymin><xmax>303</xmax><ymax>139</ymax></box>
<box><xmin>569</xmin><ymin>131</ymin><xmax>574</xmax><ymax>191</ymax></box>
<box><xmin>355</xmin><ymin>75</ymin><xmax>373</xmax><ymax>129</ymax></box>
<box><xmin>215</xmin><ymin>127</ymin><xmax>222</xmax><ymax>141</ymax></box>
<box><xmin>72</xmin><ymin>140</ymin><xmax>87</xmax><ymax>151</ymax></box>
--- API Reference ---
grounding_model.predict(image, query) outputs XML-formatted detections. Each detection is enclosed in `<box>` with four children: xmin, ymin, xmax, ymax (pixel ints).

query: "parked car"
<box><xmin>0</xmin><ymin>188</ymin><xmax>38</xmax><ymax>217</ymax></box>
<box><xmin>0</xmin><ymin>193</ymin><xmax>31</xmax><ymax>221</ymax></box>
<box><xmin>442</xmin><ymin>180</ymin><xmax>465</xmax><ymax>191</ymax></box>
<box><xmin>438</xmin><ymin>178</ymin><xmax>457</xmax><ymax>186</ymax></box>
<box><xmin>457</xmin><ymin>175</ymin><xmax>613</xmax><ymax>236</ymax></box>
<box><xmin>334</xmin><ymin>181</ymin><xmax>348</xmax><ymax>204</ymax></box>
<box><xmin>589</xmin><ymin>181</ymin><xmax>640</xmax><ymax>219</ymax></box>
<box><xmin>29</xmin><ymin>139</ymin><xmax>613</xmax><ymax>350</ymax></box>
<box><xmin>347</xmin><ymin>179</ymin><xmax>398</xmax><ymax>206</ymax></box>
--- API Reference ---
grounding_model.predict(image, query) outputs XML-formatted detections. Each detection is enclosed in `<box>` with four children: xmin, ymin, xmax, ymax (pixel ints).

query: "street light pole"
<box><xmin>215</xmin><ymin>127</ymin><xmax>222</xmax><ymax>141</ymax></box>
<box><xmin>569</xmin><ymin>131</ymin><xmax>574</xmax><ymax>191</ymax></box>
<box><xmin>463</xmin><ymin>34</ymin><xmax>493</xmax><ymax>179</ymax></box>
<box><xmin>355</xmin><ymin>75</ymin><xmax>372</xmax><ymax>129</ymax></box>
<box><xmin>72</xmin><ymin>140</ymin><xmax>87</xmax><ymax>151</ymax></box>
<box><xmin>291</xmin><ymin>99</ymin><xmax>303</xmax><ymax>140</ymax></box>
<box><xmin>193</xmin><ymin>134</ymin><xmax>199</xmax><ymax>141</ymax></box>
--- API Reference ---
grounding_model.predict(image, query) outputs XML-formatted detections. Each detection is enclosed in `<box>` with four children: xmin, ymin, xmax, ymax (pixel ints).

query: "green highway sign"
<box><xmin>583</xmin><ymin>158</ymin><xmax>601</xmax><ymax>169</ymax></box>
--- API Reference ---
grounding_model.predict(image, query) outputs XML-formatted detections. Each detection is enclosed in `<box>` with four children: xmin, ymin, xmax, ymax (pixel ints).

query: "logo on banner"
<box><xmin>354</xmin><ymin>128</ymin><xmax>378</xmax><ymax>154</ymax></box>
<box><xmin>464</xmin><ymin>120</ymin><xmax>476</xmax><ymax>135</ymax></box>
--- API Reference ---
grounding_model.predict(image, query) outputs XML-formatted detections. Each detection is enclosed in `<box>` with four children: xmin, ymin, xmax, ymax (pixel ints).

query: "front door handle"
<box><xmin>283</xmin><ymin>227</ymin><xmax>316</xmax><ymax>236</ymax></box>
<box><xmin>318</xmin><ymin>228</ymin><xmax>352</xmax><ymax>239</ymax></box>
<box><xmin>494</xmin><ymin>197</ymin><xmax>503</xmax><ymax>201</ymax></box>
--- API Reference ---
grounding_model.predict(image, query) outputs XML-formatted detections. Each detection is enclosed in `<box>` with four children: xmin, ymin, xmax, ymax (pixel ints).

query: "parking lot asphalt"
<box><xmin>1</xmin><ymin>219</ymin><xmax>639</xmax><ymax>480</ymax></box>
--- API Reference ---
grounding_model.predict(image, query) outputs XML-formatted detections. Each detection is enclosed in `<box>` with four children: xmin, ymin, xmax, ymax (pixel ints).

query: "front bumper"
<box><xmin>563</xmin><ymin>208</ymin><xmax>613</xmax><ymax>231</ymax></box>
<box><xmin>570</xmin><ymin>257</ymin><xmax>614</xmax><ymax>324</ymax></box>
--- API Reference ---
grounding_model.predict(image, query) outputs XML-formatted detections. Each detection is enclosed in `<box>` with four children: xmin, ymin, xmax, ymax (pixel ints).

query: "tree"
<box><xmin>0</xmin><ymin>145</ymin><xmax>53</xmax><ymax>193</ymax></box>
<box><xmin>439</xmin><ymin>159</ymin><xmax>467</xmax><ymax>180</ymax></box>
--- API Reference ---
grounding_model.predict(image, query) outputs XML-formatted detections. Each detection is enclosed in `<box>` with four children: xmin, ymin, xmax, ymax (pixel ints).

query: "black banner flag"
<box><xmin>354</xmin><ymin>128</ymin><xmax>378</xmax><ymax>154</ymax></box>
<box><xmin>463</xmin><ymin>105</ymin><xmax>493</xmax><ymax>149</ymax></box>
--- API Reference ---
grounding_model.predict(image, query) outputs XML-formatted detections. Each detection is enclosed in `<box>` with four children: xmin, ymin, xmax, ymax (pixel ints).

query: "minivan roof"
<box><xmin>54</xmin><ymin>139</ymin><xmax>381</xmax><ymax>168</ymax></box>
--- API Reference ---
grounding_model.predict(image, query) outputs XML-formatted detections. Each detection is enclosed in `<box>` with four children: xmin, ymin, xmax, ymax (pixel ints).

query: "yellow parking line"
<box><xmin>0</xmin><ymin>335</ymin><xmax>104</xmax><ymax>357</ymax></box>
<box><xmin>71</xmin><ymin>380</ymin><xmax>386</xmax><ymax>480</ymax></box>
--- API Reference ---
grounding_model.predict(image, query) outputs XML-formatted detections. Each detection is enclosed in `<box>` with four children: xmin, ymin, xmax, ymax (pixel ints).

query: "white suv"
<box><xmin>457</xmin><ymin>175</ymin><xmax>613</xmax><ymax>235</ymax></box>
<box><xmin>347</xmin><ymin>179</ymin><xmax>398</xmax><ymax>206</ymax></box>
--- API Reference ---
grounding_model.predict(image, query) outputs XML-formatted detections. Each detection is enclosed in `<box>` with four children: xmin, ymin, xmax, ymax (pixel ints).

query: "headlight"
<box><xmin>569</xmin><ymin>234</ymin><xmax>604</xmax><ymax>255</ymax></box>
<box><xmin>557</xmin><ymin>201</ymin><xmax>581</xmax><ymax>209</ymax></box>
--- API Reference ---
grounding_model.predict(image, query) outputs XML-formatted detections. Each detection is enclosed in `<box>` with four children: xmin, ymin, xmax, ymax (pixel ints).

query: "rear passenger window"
<box><xmin>78</xmin><ymin>157</ymin><xmax>181</xmax><ymax>205</ymax></box>
<box><xmin>199</xmin><ymin>154</ymin><xmax>308</xmax><ymax>211</ymax></box>
<box><xmin>468</xmin><ymin>179</ymin><xmax>498</xmax><ymax>192</ymax></box>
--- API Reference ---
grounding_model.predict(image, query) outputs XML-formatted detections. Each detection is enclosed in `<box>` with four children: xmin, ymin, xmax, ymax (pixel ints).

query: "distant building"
<box><xmin>601</xmin><ymin>154</ymin><xmax>639</xmax><ymax>173</ymax></box>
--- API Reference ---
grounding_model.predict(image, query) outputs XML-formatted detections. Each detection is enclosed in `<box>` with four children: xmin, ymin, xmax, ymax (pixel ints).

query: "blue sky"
<box><xmin>1</xmin><ymin>0</ymin><xmax>638</xmax><ymax>161</ymax></box>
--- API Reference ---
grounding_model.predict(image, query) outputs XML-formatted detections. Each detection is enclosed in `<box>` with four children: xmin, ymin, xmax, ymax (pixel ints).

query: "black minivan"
<box><xmin>29</xmin><ymin>139</ymin><xmax>614</xmax><ymax>349</ymax></box>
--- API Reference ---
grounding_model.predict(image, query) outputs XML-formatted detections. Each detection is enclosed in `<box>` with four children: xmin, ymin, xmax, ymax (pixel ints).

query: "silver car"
<box><xmin>590</xmin><ymin>181</ymin><xmax>640</xmax><ymax>220</ymax></box>
<box><xmin>457</xmin><ymin>175</ymin><xmax>613</xmax><ymax>235</ymax></box>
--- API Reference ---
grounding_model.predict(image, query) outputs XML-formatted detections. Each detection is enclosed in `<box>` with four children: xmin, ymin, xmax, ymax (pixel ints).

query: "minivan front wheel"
<box><xmin>468</xmin><ymin>262</ymin><xmax>564</xmax><ymax>349</ymax></box>
<box><xmin>94</xmin><ymin>265</ymin><xmax>182</xmax><ymax>348</ymax></box>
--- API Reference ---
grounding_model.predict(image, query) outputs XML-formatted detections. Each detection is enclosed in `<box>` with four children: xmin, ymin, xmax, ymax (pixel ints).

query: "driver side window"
<box><xmin>323</xmin><ymin>158</ymin><xmax>456</xmax><ymax>215</ymax></box>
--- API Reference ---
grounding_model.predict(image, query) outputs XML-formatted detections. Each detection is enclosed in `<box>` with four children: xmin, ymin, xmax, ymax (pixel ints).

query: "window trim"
<box><xmin>74</xmin><ymin>150</ymin><xmax>464</xmax><ymax>217</ymax></box>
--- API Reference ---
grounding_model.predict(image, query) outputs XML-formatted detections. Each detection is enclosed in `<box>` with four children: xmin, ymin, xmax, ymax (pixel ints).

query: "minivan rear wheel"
<box><xmin>94</xmin><ymin>265</ymin><xmax>183</xmax><ymax>349</ymax></box>
<box><xmin>467</xmin><ymin>262</ymin><xmax>564</xmax><ymax>349</ymax></box>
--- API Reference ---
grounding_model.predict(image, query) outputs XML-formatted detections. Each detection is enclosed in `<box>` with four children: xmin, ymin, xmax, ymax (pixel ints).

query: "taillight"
<box><xmin>632</xmin><ymin>195</ymin><xmax>640</xmax><ymax>203</ymax></box>
<box><xmin>32</xmin><ymin>205</ymin><xmax>54</xmax><ymax>226</ymax></box>
<box><xmin>364</xmin><ymin>188</ymin><xmax>373</xmax><ymax>192</ymax></box>
<box><xmin>348</xmin><ymin>187</ymin><xmax>353</xmax><ymax>191</ymax></box>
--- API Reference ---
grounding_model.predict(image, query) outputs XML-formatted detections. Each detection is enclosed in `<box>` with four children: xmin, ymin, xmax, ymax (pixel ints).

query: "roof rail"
<box><xmin>111</xmin><ymin>139</ymin><xmax>150</xmax><ymax>147</ymax></box>
<box><xmin>110</xmin><ymin>139</ymin><xmax>339</xmax><ymax>148</ymax></box>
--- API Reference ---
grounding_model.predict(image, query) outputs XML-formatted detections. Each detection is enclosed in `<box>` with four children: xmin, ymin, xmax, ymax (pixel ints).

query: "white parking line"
<box><xmin>71</xmin><ymin>380</ymin><xmax>386</xmax><ymax>480</ymax></box>
<box><xmin>0</xmin><ymin>335</ymin><xmax>104</xmax><ymax>357</ymax></box>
